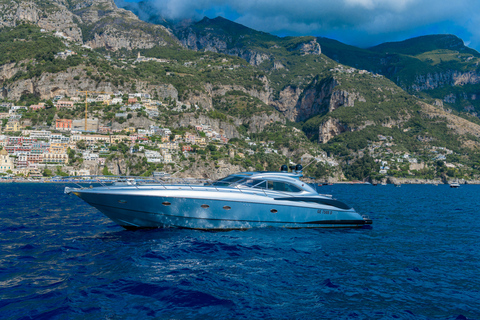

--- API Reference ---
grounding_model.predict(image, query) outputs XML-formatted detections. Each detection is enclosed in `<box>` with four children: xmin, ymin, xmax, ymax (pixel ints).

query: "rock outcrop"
<box><xmin>0</xmin><ymin>0</ymin><xmax>179</xmax><ymax>51</ymax></box>
<box><xmin>292</xmin><ymin>77</ymin><xmax>338</xmax><ymax>121</ymax></box>
<box><xmin>412</xmin><ymin>70</ymin><xmax>480</xmax><ymax>91</ymax></box>
<box><xmin>290</xmin><ymin>38</ymin><xmax>322</xmax><ymax>55</ymax></box>
<box><xmin>269</xmin><ymin>86</ymin><xmax>303</xmax><ymax>118</ymax></box>
<box><xmin>2</xmin><ymin>66</ymin><xmax>180</xmax><ymax>101</ymax></box>
<box><xmin>173</xmin><ymin>17</ymin><xmax>321</xmax><ymax>67</ymax></box>
<box><xmin>248</xmin><ymin>112</ymin><xmax>286</xmax><ymax>133</ymax></box>
<box><xmin>272</xmin><ymin>76</ymin><xmax>365</xmax><ymax>122</ymax></box>
<box><xmin>0</xmin><ymin>1</ymin><xmax>83</xmax><ymax>42</ymax></box>
<box><xmin>318</xmin><ymin>118</ymin><xmax>351</xmax><ymax>143</ymax></box>
<box><xmin>173</xmin><ymin>114</ymin><xmax>241</xmax><ymax>139</ymax></box>
<box><xmin>172</xmin><ymin>109</ymin><xmax>285</xmax><ymax>139</ymax></box>
<box><xmin>179</xmin><ymin>31</ymin><xmax>272</xmax><ymax>66</ymax></box>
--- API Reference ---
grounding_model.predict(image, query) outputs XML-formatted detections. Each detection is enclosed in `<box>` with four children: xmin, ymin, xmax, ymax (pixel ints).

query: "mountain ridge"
<box><xmin>2</xmin><ymin>1</ymin><xmax>480</xmax><ymax>180</ymax></box>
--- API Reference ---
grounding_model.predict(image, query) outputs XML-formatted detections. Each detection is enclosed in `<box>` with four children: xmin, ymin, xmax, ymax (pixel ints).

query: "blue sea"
<box><xmin>0</xmin><ymin>183</ymin><xmax>479</xmax><ymax>320</ymax></box>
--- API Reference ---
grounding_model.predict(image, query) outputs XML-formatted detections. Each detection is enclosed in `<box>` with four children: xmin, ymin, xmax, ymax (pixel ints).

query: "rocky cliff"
<box><xmin>269</xmin><ymin>75</ymin><xmax>366</xmax><ymax>122</ymax></box>
<box><xmin>2</xmin><ymin>65</ymin><xmax>179</xmax><ymax>101</ymax></box>
<box><xmin>292</xmin><ymin>77</ymin><xmax>337</xmax><ymax>121</ymax></box>
<box><xmin>0</xmin><ymin>0</ymin><xmax>83</xmax><ymax>42</ymax></box>
<box><xmin>178</xmin><ymin>30</ymin><xmax>272</xmax><ymax>66</ymax></box>
<box><xmin>318</xmin><ymin>118</ymin><xmax>351</xmax><ymax>143</ymax></box>
<box><xmin>173</xmin><ymin>17</ymin><xmax>321</xmax><ymax>67</ymax></box>
<box><xmin>290</xmin><ymin>38</ymin><xmax>322</xmax><ymax>55</ymax></box>
<box><xmin>0</xmin><ymin>0</ymin><xmax>179</xmax><ymax>50</ymax></box>
<box><xmin>172</xmin><ymin>108</ymin><xmax>285</xmax><ymax>139</ymax></box>
<box><xmin>411</xmin><ymin>70</ymin><xmax>480</xmax><ymax>91</ymax></box>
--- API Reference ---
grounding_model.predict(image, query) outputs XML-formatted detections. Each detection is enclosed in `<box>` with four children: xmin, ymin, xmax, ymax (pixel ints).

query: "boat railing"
<box><xmin>63</xmin><ymin>175</ymin><xmax>212</xmax><ymax>190</ymax></box>
<box><xmin>64</xmin><ymin>175</ymin><xmax>327</xmax><ymax>198</ymax></box>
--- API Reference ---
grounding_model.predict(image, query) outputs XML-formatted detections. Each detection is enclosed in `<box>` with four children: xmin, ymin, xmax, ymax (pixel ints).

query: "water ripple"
<box><xmin>0</xmin><ymin>183</ymin><xmax>479</xmax><ymax>319</ymax></box>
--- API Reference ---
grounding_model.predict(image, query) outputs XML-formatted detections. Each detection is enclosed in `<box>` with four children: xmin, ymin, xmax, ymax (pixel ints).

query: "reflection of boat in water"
<box><xmin>65</xmin><ymin>166</ymin><xmax>372</xmax><ymax>230</ymax></box>
<box><xmin>394</xmin><ymin>183</ymin><xmax>401</xmax><ymax>187</ymax></box>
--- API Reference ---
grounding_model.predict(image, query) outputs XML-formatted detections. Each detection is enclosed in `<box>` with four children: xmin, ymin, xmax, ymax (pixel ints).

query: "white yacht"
<box><xmin>65</xmin><ymin>166</ymin><xmax>371</xmax><ymax>230</ymax></box>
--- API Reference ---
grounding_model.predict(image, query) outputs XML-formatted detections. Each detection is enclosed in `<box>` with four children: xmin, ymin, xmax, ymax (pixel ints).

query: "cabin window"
<box><xmin>211</xmin><ymin>175</ymin><xmax>245</xmax><ymax>186</ymax></box>
<box><xmin>267</xmin><ymin>181</ymin><xmax>302</xmax><ymax>193</ymax></box>
<box><xmin>243</xmin><ymin>179</ymin><xmax>267</xmax><ymax>189</ymax></box>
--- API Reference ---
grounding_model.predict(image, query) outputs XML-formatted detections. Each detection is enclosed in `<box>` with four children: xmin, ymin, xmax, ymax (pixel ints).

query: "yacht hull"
<box><xmin>68</xmin><ymin>187</ymin><xmax>370</xmax><ymax>230</ymax></box>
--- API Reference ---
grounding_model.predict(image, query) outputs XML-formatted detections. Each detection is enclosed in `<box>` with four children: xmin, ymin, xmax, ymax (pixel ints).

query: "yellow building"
<box><xmin>43</xmin><ymin>152</ymin><xmax>68</xmax><ymax>164</ymax></box>
<box><xmin>4</xmin><ymin>122</ymin><xmax>22</xmax><ymax>132</ymax></box>
<box><xmin>0</xmin><ymin>149</ymin><xmax>14</xmax><ymax>172</ymax></box>
<box><xmin>50</xmin><ymin>142</ymin><xmax>69</xmax><ymax>154</ymax></box>
<box><xmin>81</xmin><ymin>135</ymin><xmax>111</xmax><ymax>145</ymax></box>
<box><xmin>197</xmin><ymin>137</ymin><xmax>207</xmax><ymax>147</ymax></box>
<box><xmin>110</xmin><ymin>135</ymin><xmax>130</xmax><ymax>143</ymax></box>
<box><xmin>125</xmin><ymin>127</ymin><xmax>136</xmax><ymax>134</ymax></box>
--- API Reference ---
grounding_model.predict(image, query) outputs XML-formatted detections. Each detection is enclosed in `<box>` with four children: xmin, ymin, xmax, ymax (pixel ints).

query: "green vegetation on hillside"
<box><xmin>0</xmin><ymin>24</ymin><xmax>65</xmax><ymax>65</ymax></box>
<box><xmin>212</xmin><ymin>90</ymin><xmax>275</xmax><ymax>118</ymax></box>
<box><xmin>318</xmin><ymin>34</ymin><xmax>480</xmax><ymax>117</ymax></box>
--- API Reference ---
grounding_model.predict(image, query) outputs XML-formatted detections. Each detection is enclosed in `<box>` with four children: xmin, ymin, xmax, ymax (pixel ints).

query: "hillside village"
<box><xmin>0</xmin><ymin>92</ymin><xmax>231</xmax><ymax>178</ymax></box>
<box><xmin>0</xmin><ymin>90</ymin><xmax>472</xmax><ymax>183</ymax></box>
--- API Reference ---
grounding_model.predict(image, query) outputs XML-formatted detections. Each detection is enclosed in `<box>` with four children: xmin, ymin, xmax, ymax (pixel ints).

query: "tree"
<box><xmin>117</xmin><ymin>142</ymin><xmax>129</xmax><ymax>154</ymax></box>
<box><xmin>313</xmin><ymin>162</ymin><xmax>328</xmax><ymax>178</ymax></box>
<box><xmin>76</xmin><ymin>140</ymin><xmax>86</xmax><ymax>150</ymax></box>
<box><xmin>207</xmin><ymin>144</ymin><xmax>217</xmax><ymax>152</ymax></box>
<box><xmin>344</xmin><ymin>155</ymin><xmax>380</xmax><ymax>181</ymax></box>
<box><xmin>255</xmin><ymin>163</ymin><xmax>264</xmax><ymax>171</ymax></box>
<box><xmin>55</xmin><ymin>166</ymin><xmax>68</xmax><ymax>176</ymax></box>
<box><xmin>67</xmin><ymin>147</ymin><xmax>75</xmax><ymax>159</ymax></box>
<box><xmin>102</xmin><ymin>165</ymin><xmax>113</xmax><ymax>176</ymax></box>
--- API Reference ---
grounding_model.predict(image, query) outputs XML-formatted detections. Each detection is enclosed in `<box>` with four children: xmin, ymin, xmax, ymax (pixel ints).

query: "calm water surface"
<box><xmin>0</xmin><ymin>183</ymin><xmax>479</xmax><ymax>319</ymax></box>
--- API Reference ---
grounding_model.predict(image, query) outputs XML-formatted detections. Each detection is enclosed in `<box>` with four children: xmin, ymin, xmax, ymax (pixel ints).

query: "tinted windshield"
<box><xmin>242</xmin><ymin>179</ymin><xmax>267</xmax><ymax>189</ymax></box>
<box><xmin>237</xmin><ymin>179</ymin><xmax>303</xmax><ymax>192</ymax></box>
<box><xmin>210</xmin><ymin>175</ymin><xmax>245</xmax><ymax>186</ymax></box>
<box><xmin>267</xmin><ymin>181</ymin><xmax>302</xmax><ymax>193</ymax></box>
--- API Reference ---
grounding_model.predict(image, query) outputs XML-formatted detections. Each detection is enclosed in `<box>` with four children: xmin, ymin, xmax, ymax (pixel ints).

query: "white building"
<box><xmin>22</xmin><ymin>130</ymin><xmax>52</xmax><ymax>140</ymax></box>
<box><xmin>69</xmin><ymin>169</ymin><xmax>91</xmax><ymax>176</ymax></box>
<box><xmin>50</xmin><ymin>134</ymin><xmax>70</xmax><ymax>144</ymax></box>
<box><xmin>111</xmin><ymin>98</ymin><xmax>123</xmax><ymax>105</ymax></box>
<box><xmin>145</xmin><ymin>150</ymin><xmax>163</xmax><ymax>163</ymax></box>
<box><xmin>10</xmin><ymin>106</ymin><xmax>28</xmax><ymax>113</ymax></box>
<box><xmin>82</xmin><ymin>152</ymin><xmax>99</xmax><ymax>161</ymax></box>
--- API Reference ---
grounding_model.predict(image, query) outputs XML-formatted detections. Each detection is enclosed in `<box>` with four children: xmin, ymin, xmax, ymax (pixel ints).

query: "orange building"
<box><xmin>29</xmin><ymin>104</ymin><xmax>45</xmax><ymax>110</ymax></box>
<box><xmin>55</xmin><ymin>119</ymin><xmax>72</xmax><ymax>131</ymax></box>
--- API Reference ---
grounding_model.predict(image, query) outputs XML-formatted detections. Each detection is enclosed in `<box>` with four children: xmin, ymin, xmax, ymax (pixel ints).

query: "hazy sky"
<box><xmin>115</xmin><ymin>0</ymin><xmax>480</xmax><ymax>51</ymax></box>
